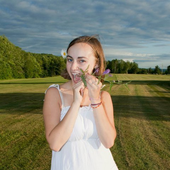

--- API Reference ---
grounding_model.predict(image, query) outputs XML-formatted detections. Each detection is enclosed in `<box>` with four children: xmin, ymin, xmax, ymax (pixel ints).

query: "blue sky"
<box><xmin>0</xmin><ymin>0</ymin><xmax>170</xmax><ymax>69</ymax></box>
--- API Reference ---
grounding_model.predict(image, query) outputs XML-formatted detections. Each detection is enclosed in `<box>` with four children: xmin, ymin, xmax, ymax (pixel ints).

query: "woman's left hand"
<box><xmin>85</xmin><ymin>74</ymin><xmax>102</xmax><ymax>102</ymax></box>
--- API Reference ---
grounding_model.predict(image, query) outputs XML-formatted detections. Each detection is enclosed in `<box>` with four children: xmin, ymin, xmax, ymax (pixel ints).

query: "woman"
<box><xmin>43</xmin><ymin>36</ymin><xmax>118</xmax><ymax>170</ymax></box>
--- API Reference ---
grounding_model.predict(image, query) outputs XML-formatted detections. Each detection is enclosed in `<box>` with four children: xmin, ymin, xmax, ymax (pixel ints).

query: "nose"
<box><xmin>71</xmin><ymin>61</ymin><xmax>79</xmax><ymax>70</ymax></box>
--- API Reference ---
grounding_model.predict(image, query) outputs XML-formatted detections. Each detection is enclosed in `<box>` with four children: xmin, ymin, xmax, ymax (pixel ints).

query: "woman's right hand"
<box><xmin>72</xmin><ymin>81</ymin><xmax>84</xmax><ymax>105</ymax></box>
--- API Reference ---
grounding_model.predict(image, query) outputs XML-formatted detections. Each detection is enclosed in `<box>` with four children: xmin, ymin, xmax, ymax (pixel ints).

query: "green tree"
<box><xmin>24</xmin><ymin>53</ymin><xmax>41</xmax><ymax>78</ymax></box>
<box><xmin>148</xmin><ymin>67</ymin><xmax>153</xmax><ymax>74</ymax></box>
<box><xmin>40</xmin><ymin>55</ymin><xmax>50</xmax><ymax>77</ymax></box>
<box><xmin>0</xmin><ymin>58</ymin><xmax>13</xmax><ymax>79</ymax></box>
<box><xmin>118</xmin><ymin>60</ymin><xmax>125</xmax><ymax>73</ymax></box>
<box><xmin>112</xmin><ymin>59</ymin><xmax>118</xmax><ymax>73</ymax></box>
<box><xmin>154</xmin><ymin>65</ymin><xmax>161</xmax><ymax>74</ymax></box>
<box><xmin>123</xmin><ymin>61</ymin><xmax>130</xmax><ymax>73</ymax></box>
<box><xmin>129</xmin><ymin>62</ymin><xmax>138</xmax><ymax>74</ymax></box>
<box><xmin>106</xmin><ymin>60</ymin><xmax>111</xmax><ymax>72</ymax></box>
<box><xmin>48</xmin><ymin>56</ymin><xmax>65</xmax><ymax>76</ymax></box>
<box><xmin>166</xmin><ymin>65</ymin><xmax>170</xmax><ymax>74</ymax></box>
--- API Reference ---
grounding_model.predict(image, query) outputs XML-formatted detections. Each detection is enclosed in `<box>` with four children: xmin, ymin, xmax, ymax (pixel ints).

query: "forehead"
<box><xmin>67</xmin><ymin>43</ymin><xmax>94</xmax><ymax>58</ymax></box>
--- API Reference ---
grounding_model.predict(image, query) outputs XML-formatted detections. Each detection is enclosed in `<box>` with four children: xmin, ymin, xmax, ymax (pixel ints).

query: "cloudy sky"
<box><xmin>0</xmin><ymin>0</ymin><xmax>170</xmax><ymax>69</ymax></box>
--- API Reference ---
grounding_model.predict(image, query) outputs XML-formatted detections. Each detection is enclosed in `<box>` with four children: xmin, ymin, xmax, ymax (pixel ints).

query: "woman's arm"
<box><xmin>92</xmin><ymin>91</ymin><xmax>117</xmax><ymax>148</ymax></box>
<box><xmin>43</xmin><ymin>82</ymin><xmax>84</xmax><ymax>152</ymax></box>
<box><xmin>86</xmin><ymin>75</ymin><xmax>117</xmax><ymax>148</ymax></box>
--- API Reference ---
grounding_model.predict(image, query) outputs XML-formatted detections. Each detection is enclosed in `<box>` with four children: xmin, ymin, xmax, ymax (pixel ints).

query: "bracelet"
<box><xmin>91</xmin><ymin>102</ymin><xmax>101</xmax><ymax>106</ymax></box>
<box><xmin>91</xmin><ymin>101</ymin><xmax>102</xmax><ymax>109</ymax></box>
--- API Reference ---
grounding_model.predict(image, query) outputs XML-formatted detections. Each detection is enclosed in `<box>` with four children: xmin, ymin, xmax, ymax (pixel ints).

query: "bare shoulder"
<box><xmin>45</xmin><ymin>86</ymin><xmax>60</xmax><ymax>99</ymax></box>
<box><xmin>44</xmin><ymin>85</ymin><xmax>62</xmax><ymax>109</ymax></box>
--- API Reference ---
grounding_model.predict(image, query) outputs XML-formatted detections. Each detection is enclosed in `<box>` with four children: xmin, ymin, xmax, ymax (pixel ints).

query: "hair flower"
<box><xmin>61</xmin><ymin>49</ymin><xmax>67</xmax><ymax>58</ymax></box>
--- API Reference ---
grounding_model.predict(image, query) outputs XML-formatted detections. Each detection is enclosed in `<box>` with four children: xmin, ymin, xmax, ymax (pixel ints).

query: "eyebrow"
<box><xmin>66</xmin><ymin>55</ymin><xmax>87</xmax><ymax>59</ymax></box>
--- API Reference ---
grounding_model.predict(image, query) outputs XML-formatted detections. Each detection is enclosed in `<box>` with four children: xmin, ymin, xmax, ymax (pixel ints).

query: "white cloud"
<box><xmin>0</xmin><ymin>0</ymin><xmax>170</xmax><ymax>68</ymax></box>
<box><xmin>123</xmin><ymin>59</ymin><xmax>134</xmax><ymax>63</ymax></box>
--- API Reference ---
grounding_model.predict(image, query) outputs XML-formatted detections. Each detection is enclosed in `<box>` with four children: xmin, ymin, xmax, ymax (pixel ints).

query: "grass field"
<box><xmin>0</xmin><ymin>74</ymin><xmax>170</xmax><ymax>170</ymax></box>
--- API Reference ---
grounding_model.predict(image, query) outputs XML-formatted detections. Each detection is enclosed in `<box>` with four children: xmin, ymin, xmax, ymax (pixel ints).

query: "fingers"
<box><xmin>86</xmin><ymin>74</ymin><xmax>102</xmax><ymax>88</ymax></box>
<box><xmin>80</xmin><ymin>87</ymin><xmax>84</xmax><ymax>97</ymax></box>
<box><xmin>74</xmin><ymin>81</ymin><xmax>85</xmax><ymax>95</ymax></box>
<box><xmin>86</xmin><ymin>74</ymin><xmax>96</xmax><ymax>83</ymax></box>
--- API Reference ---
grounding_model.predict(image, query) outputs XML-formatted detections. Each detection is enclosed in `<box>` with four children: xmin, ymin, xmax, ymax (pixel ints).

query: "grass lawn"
<box><xmin>0</xmin><ymin>74</ymin><xmax>170</xmax><ymax>170</ymax></box>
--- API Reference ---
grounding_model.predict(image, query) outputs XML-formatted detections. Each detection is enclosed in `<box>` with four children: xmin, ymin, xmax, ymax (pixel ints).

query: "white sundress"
<box><xmin>46</xmin><ymin>84</ymin><xmax>119</xmax><ymax>170</ymax></box>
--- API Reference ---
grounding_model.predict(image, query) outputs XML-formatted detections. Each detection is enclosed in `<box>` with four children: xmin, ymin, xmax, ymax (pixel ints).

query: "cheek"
<box><xmin>79</xmin><ymin>62</ymin><xmax>95</xmax><ymax>74</ymax></box>
<box><xmin>79</xmin><ymin>64</ymin><xmax>93</xmax><ymax>74</ymax></box>
<box><xmin>87</xmin><ymin>65</ymin><xmax>95</xmax><ymax>74</ymax></box>
<box><xmin>87</xmin><ymin>59</ymin><xmax>97</xmax><ymax>74</ymax></box>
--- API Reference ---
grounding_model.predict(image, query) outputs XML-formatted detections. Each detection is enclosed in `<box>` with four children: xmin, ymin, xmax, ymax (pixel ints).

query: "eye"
<box><xmin>67</xmin><ymin>58</ymin><xmax>73</xmax><ymax>62</ymax></box>
<box><xmin>79</xmin><ymin>59</ymin><xmax>86</xmax><ymax>63</ymax></box>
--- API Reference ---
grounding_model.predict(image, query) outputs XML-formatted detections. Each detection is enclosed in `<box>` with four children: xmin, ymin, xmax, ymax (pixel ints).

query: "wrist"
<box><xmin>90</xmin><ymin>99</ymin><xmax>101</xmax><ymax>104</ymax></box>
<box><xmin>72</xmin><ymin>101</ymin><xmax>81</xmax><ymax>107</ymax></box>
<box><xmin>90</xmin><ymin>94</ymin><xmax>101</xmax><ymax>103</ymax></box>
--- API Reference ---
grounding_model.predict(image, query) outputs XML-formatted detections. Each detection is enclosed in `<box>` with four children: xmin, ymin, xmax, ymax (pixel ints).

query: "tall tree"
<box><xmin>0</xmin><ymin>58</ymin><xmax>13</xmax><ymax>79</ymax></box>
<box><xmin>123</xmin><ymin>61</ymin><xmax>130</xmax><ymax>73</ymax></box>
<box><xmin>154</xmin><ymin>65</ymin><xmax>161</xmax><ymax>74</ymax></box>
<box><xmin>129</xmin><ymin>62</ymin><xmax>138</xmax><ymax>74</ymax></box>
<box><xmin>167</xmin><ymin>65</ymin><xmax>170</xmax><ymax>74</ymax></box>
<box><xmin>148</xmin><ymin>67</ymin><xmax>153</xmax><ymax>74</ymax></box>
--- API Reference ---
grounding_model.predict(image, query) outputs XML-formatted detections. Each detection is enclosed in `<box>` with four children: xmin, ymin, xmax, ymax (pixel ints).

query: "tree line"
<box><xmin>0</xmin><ymin>35</ymin><xmax>169</xmax><ymax>80</ymax></box>
<box><xmin>0</xmin><ymin>36</ymin><xmax>65</xmax><ymax>79</ymax></box>
<box><xmin>106</xmin><ymin>60</ymin><xmax>170</xmax><ymax>74</ymax></box>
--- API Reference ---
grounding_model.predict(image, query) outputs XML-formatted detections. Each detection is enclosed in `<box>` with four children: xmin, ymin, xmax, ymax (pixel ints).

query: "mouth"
<box><xmin>71</xmin><ymin>72</ymin><xmax>82</xmax><ymax>84</ymax></box>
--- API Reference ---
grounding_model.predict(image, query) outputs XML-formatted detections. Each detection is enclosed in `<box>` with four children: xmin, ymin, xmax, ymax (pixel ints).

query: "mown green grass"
<box><xmin>0</xmin><ymin>74</ymin><xmax>170</xmax><ymax>170</ymax></box>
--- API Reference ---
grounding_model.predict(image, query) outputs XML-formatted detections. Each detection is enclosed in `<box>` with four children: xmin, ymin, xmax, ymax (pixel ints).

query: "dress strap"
<box><xmin>45</xmin><ymin>84</ymin><xmax>65</xmax><ymax>108</ymax></box>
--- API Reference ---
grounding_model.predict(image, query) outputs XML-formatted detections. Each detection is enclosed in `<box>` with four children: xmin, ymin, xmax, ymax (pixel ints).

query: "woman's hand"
<box><xmin>72</xmin><ymin>81</ymin><xmax>85</xmax><ymax>105</ymax></box>
<box><xmin>85</xmin><ymin>74</ymin><xmax>102</xmax><ymax>102</ymax></box>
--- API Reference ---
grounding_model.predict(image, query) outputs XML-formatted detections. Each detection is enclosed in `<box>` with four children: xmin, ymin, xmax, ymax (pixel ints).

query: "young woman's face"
<box><xmin>67</xmin><ymin>43</ymin><xmax>97</xmax><ymax>84</ymax></box>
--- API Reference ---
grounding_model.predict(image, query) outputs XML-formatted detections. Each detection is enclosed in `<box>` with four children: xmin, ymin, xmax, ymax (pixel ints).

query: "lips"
<box><xmin>71</xmin><ymin>73</ymin><xmax>82</xmax><ymax>84</ymax></box>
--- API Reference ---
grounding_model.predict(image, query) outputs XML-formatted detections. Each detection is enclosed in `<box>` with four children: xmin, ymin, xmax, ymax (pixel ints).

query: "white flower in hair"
<box><xmin>61</xmin><ymin>49</ymin><xmax>67</xmax><ymax>58</ymax></box>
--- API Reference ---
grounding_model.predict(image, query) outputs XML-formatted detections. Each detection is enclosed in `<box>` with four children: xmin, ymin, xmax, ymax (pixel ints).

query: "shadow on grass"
<box><xmin>0</xmin><ymin>93</ymin><xmax>169</xmax><ymax>121</ymax></box>
<box><xmin>111</xmin><ymin>95</ymin><xmax>170</xmax><ymax>122</ymax></box>
<box><xmin>0</xmin><ymin>93</ymin><xmax>44</xmax><ymax>115</ymax></box>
